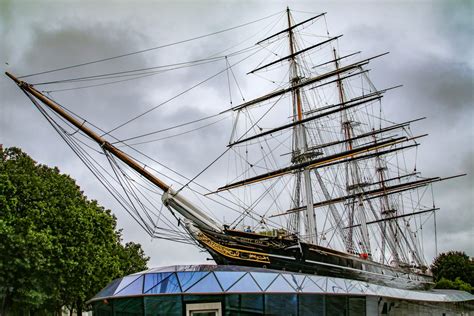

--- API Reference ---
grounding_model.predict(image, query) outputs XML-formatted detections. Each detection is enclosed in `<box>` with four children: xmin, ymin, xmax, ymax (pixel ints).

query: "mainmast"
<box><xmin>286</xmin><ymin>8</ymin><xmax>318</xmax><ymax>245</ymax></box>
<box><xmin>332</xmin><ymin>48</ymin><xmax>371</xmax><ymax>257</ymax></box>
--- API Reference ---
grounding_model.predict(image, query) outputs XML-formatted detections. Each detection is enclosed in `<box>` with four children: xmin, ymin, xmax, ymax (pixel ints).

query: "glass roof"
<box><xmin>88</xmin><ymin>265</ymin><xmax>474</xmax><ymax>303</ymax></box>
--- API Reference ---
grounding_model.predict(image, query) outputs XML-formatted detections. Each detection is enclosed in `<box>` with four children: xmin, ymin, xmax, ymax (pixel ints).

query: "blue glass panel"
<box><xmin>264</xmin><ymin>294</ymin><xmax>297</xmax><ymax>316</ymax></box>
<box><xmin>93</xmin><ymin>278</ymin><xmax>122</xmax><ymax>299</ymax></box>
<box><xmin>115</xmin><ymin>275</ymin><xmax>143</xmax><ymax>294</ymax></box>
<box><xmin>186</xmin><ymin>272</ymin><xmax>222</xmax><ymax>293</ymax></box>
<box><xmin>249</xmin><ymin>272</ymin><xmax>277</xmax><ymax>291</ymax></box>
<box><xmin>115</xmin><ymin>275</ymin><xmax>144</xmax><ymax>295</ymax></box>
<box><xmin>265</xmin><ymin>274</ymin><xmax>295</xmax><ymax>292</ymax></box>
<box><xmin>93</xmin><ymin>301</ymin><xmax>113</xmax><ymax>316</ymax></box>
<box><xmin>225</xmin><ymin>294</ymin><xmax>264</xmax><ymax>315</ymax></box>
<box><xmin>298</xmin><ymin>294</ymin><xmax>324</xmax><ymax>316</ymax></box>
<box><xmin>145</xmin><ymin>296</ymin><xmax>182</xmax><ymax>316</ymax></box>
<box><xmin>282</xmin><ymin>273</ymin><xmax>306</xmax><ymax>291</ymax></box>
<box><xmin>326</xmin><ymin>295</ymin><xmax>347</xmax><ymax>315</ymax></box>
<box><xmin>146</xmin><ymin>274</ymin><xmax>181</xmax><ymax>294</ymax></box>
<box><xmin>300</xmin><ymin>277</ymin><xmax>325</xmax><ymax>293</ymax></box>
<box><xmin>177</xmin><ymin>271</ymin><xmax>209</xmax><ymax>291</ymax></box>
<box><xmin>114</xmin><ymin>297</ymin><xmax>144</xmax><ymax>315</ymax></box>
<box><xmin>214</xmin><ymin>271</ymin><xmax>246</xmax><ymax>291</ymax></box>
<box><xmin>144</xmin><ymin>273</ymin><xmax>172</xmax><ymax>292</ymax></box>
<box><xmin>348</xmin><ymin>296</ymin><xmax>366</xmax><ymax>315</ymax></box>
<box><xmin>227</xmin><ymin>273</ymin><xmax>261</xmax><ymax>292</ymax></box>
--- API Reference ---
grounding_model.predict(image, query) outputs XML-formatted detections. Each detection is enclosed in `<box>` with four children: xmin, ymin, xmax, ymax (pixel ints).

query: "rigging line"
<box><xmin>104</xmin><ymin>151</ymin><xmax>154</xmax><ymax>234</ymax></box>
<box><xmin>46</xmin><ymin>86</ymin><xmax>245</xmax><ymax>216</ymax></box>
<box><xmin>123</xmin><ymin>112</ymin><xmax>229</xmax><ymax>146</ymax></box>
<box><xmin>124</xmin><ymin>139</ymin><xmax>245</xmax><ymax>214</ymax></box>
<box><xmin>44</xmin><ymin>92</ymin><xmax>108</xmax><ymax>132</ymax></box>
<box><xmin>150</xmin><ymin>234</ymin><xmax>196</xmax><ymax>245</ymax></box>
<box><xmin>225</xmin><ymin>57</ymin><xmax>233</xmax><ymax>106</ymax></box>
<box><xmin>108</xmin><ymin>153</ymin><xmax>159</xmax><ymax>223</ymax></box>
<box><xmin>101</xmin><ymin>44</ymin><xmax>266</xmax><ymax>137</ymax></box>
<box><xmin>234</xmin><ymin>164</ymin><xmax>289</xmax><ymax>221</ymax></box>
<box><xmin>111</xmin><ymin>160</ymin><xmax>189</xmax><ymax>234</ymax></box>
<box><xmin>33</xmin><ymin>56</ymin><xmax>227</xmax><ymax>85</ymax></box>
<box><xmin>47</xmin><ymin>102</ymin><xmax>173</xmax><ymax>201</ymax></box>
<box><xmin>63</xmin><ymin>144</ymin><xmax>160</xmax><ymax>235</ymax></box>
<box><xmin>71</xmin><ymin>132</ymin><xmax>104</xmax><ymax>154</ymax></box>
<box><xmin>176</xmin><ymin>93</ymin><xmax>284</xmax><ymax>195</ymax></box>
<box><xmin>116</xmin><ymin>135</ymin><xmax>244</xmax><ymax>212</ymax></box>
<box><xmin>230</xmin><ymin>178</ymin><xmax>281</xmax><ymax>229</ymax></box>
<box><xmin>46</xmin><ymin>94</ymin><xmax>205</xmax><ymax>187</ymax></box>
<box><xmin>228</xmin><ymin>58</ymin><xmax>246</xmax><ymax>101</ymax></box>
<box><xmin>229</xmin><ymin>132</ymin><xmax>292</xmax><ymax>184</ymax></box>
<box><xmin>36</xmin><ymin>96</ymin><xmax>170</xmax><ymax>233</ymax></box>
<box><xmin>113</xmin><ymin>110</ymin><xmax>226</xmax><ymax>144</ymax></box>
<box><xmin>67</xmin><ymin>139</ymin><xmax>154</xmax><ymax>231</ymax></box>
<box><xmin>34</xmin><ymin>46</ymin><xmax>259</xmax><ymax>86</ymax></box>
<box><xmin>19</xmin><ymin>10</ymin><xmax>284</xmax><ymax>79</ymax></box>
<box><xmin>44</xmin><ymin>71</ymin><xmax>169</xmax><ymax>93</ymax></box>
<box><xmin>209</xmin><ymin>11</ymin><xmax>286</xmax><ymax>60</ymax></box>
<box><xmin>24</xmin><ymin>91</ymin><xmax>155</xmax><ymax>235</ymax></box>
<box><xmin>255</xmin><ymin>175</ymin><xmax>294</xmax><ymax>226</ymax></box>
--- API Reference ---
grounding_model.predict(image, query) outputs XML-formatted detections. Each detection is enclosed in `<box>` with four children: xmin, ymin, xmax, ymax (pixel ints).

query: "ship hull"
<box><xmin>194</xmin><ymin>228</ymin><xmax>433</xmax><ymax>290</ymax></box>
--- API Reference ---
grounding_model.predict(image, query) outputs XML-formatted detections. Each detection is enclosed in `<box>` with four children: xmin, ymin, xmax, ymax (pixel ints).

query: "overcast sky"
<box><xmin>1</xmin><ymin>0</ymin><xmax>472</xmax><ymax>268</ymax></box>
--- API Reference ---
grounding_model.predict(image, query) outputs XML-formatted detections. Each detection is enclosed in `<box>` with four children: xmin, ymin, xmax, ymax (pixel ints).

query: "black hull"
<box><xmin>195</xmin><ymin>229</ymin><xmax>433</xmax><ymax>290</ymax></box>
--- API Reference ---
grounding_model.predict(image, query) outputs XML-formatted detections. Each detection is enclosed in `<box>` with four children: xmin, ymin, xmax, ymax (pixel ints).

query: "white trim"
<box><xmin>186</xmin><ymin>302</ymin><xmax>222</xmax><ymax>316</ymax></box>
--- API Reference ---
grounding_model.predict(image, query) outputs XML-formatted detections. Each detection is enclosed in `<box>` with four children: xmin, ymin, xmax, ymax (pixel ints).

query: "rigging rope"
<box><xmin>22</xmin><ymin>90</ymin><xmax>197</xmax><ymax>242</ymax></box>
<box><xmin>100</xmin><ymin>44</ymin><xmax>266</xmax><ymax>137</ymax></box>
<box><xmin>34</xmin><ymin>45</ymin><xmax>259</xmax><ymax>87</ymax></box>
<box><xmin>18</xmin><ymin>10</ymin><xmax>284</xmax><ymax>79</ymax></box>
<box><xmin>120</xmin><ymin>115</ymin><xmax>229</xmax><ymax>146</ymax></box>
<box><xmin>112</xmin><ymin>112</ymin><xmax>225</xmax><ymax>144</ymax></box>
<box><xmin>175</xmin><ymin>93</ymin><xmax>284</xmax><ymax>195</ymax></box>
<box><xmin>43</xmin><ymin>92</ymin><xmax>253</xmax><ymax>223</ymax></box>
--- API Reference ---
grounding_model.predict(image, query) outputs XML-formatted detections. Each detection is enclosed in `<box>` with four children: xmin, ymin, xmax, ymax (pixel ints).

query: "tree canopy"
<box><xmin>0</xmin><ymin>147</ymin><xmax>149</xmax><ymax>315</ymax></box>
<box><xmin>431</xmin><ymin>251</ymin><xmax>473</xmax><ymax>293</ymax></box>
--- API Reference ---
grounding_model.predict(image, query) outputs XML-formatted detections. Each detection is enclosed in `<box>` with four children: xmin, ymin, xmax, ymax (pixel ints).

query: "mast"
<box><xmin>332</xmin><ymin>48</ymin><xmax>371</xmax><ymax>256</ymax></box>
<box><xmin>5</xmin><ymin>72</ymin><xmax>222</xmax><ymax>233</ymax></box>
<box><xmin>286</xmin><ymin>7</ymin><xmax>318</xmax><ymax>245</ymax></box>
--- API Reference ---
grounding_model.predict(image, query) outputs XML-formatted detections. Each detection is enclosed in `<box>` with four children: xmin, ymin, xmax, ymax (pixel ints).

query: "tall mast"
<box><xmin>286</xmin><ymin>7</ymin><xmax>318</xmax><ymax>245</ymax></box>
<box><xmin>332</xmin><ymin>48</ymin><xmax>371</xmax><ymax>256</ymax></box>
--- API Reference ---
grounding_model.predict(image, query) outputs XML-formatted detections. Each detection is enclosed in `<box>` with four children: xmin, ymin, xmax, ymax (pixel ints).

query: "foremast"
<box><xmin>5</xmin><ymin>72</ymin><xmax>222</xmax><ymax>233</ymax></box>
<box><xmin>286</xmin><ymin>8</ymin><xmax>318</xmax><ymax>245</ymax></box>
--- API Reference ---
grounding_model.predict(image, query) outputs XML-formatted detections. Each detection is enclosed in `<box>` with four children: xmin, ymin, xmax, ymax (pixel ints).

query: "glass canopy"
<box><xmin>88</xmin><ymin>265</ymin><xmax>473</xmax><ymax>304</ymax></box>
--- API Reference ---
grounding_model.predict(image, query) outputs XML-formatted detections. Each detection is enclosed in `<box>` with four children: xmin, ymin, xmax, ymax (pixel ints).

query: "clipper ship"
<box><xmin>6</xmin><ymin>8</ymin><xmax>463</xmax><ymax>290</ymax></box>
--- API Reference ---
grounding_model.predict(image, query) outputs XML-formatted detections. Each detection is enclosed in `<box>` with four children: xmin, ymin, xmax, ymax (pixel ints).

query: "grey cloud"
<box><xmin>1</xmin><ymin>1</ymin><xmax>472</xmax><ymax>267</ymax></box>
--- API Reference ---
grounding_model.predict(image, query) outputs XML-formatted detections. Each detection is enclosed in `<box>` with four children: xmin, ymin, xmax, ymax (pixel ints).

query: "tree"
<box><xmin>434</xmin><ymin>277</ymin><xmax>473</xmax><ymax>293</ymax></box>
<box><xmin>0</xmin><ymin>147</ymin><xmax>149</xmax><ymax>315</ymax></box>
<box><xmin>431</xmin><ymin>251</ymin><xmax>474</xmax><ymax>292</ymax></box>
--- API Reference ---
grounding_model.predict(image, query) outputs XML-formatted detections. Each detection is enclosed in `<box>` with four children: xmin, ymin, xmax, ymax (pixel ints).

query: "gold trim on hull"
<box><xmin>198</xmin><ymin>233</ymin><xmax>270</xmax><ymax>264</ymax></box>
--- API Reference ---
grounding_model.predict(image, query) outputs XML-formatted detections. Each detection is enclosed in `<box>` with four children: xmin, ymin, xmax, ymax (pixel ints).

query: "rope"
<box><xmin>19</xmin><ymin>10</ymin><xmax>283</xmax><ymax>79</ymax></box>
<box><xmin>100</xmin><ymin>43</ymin><xmax>266</xmax><ymax>137</ymax></box>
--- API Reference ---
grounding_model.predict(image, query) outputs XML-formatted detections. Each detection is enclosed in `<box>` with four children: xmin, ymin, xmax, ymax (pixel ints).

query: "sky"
<box><xmin>0</xmin><ymin>0</ymin><xmax>472</xmax><ymax>269</ymax></box>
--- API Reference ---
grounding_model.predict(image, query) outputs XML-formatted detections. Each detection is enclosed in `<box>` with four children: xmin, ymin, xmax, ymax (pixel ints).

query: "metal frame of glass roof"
<box><xmin>88</xmin><ymin>265</ymin><xmax>473</xmax><ymax>304</ymax></box>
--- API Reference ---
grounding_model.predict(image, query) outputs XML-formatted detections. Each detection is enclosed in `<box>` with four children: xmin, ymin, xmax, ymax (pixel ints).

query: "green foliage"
<box><xmin>0</xmin><ymin>147</ymin><xmax>149</xmax><ymax>315</ymax></box>
<box><xmin>434</xmin><ymin>277</ymin><xmax>473</xmax><ymax>293</ymax></box>
<box><xmin>431</xmin><ymin>251</ymin><xmax>474</xmax><ymax>293</ymax></box>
